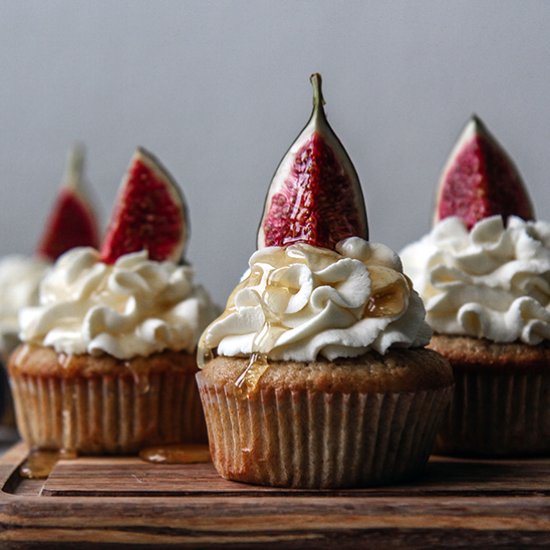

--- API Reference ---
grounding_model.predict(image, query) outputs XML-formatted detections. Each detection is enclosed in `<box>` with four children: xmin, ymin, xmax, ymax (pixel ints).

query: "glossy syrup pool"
<box><xmin>139</xmin><ymin>444</ymin><xmax>211</xmax><ymax>464</ymax></box>
<box><xmin>20</xmin><ymin>448</ymin><xmax>77</xmax><ymax>480</ymax></box>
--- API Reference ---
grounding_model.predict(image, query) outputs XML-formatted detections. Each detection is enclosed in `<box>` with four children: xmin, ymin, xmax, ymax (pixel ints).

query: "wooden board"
<box><xmin>1</xmin><ymin>443</ymin><xmax>550</xmax><ymax>548</ymax></box>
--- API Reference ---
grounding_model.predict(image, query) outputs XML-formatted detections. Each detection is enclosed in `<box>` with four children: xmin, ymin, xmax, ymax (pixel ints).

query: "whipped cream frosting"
<box><xmin>400</xmin><ymin>215</ymin><xmax>550</xmax><ymax>344</ymax></box>
<box><xmin>201</xmin><ymin>237</ymin><xmax>431</xmax><ymax>362</ymax></box>
<box><xmin>20</xmin><ymin>247</ymin><xmax>218</xmax><ymax>359</ymax></box>
<box><xmin>0</xmin><ymin>255</ymin><xmax>50</xmax><ymax>359</ymax></box>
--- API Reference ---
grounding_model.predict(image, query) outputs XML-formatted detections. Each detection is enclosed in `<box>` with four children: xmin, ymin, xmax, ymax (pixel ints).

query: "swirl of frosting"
<box><xmin>0</xmin><ymin>255</ymin><xmax>50</xmax><ymax>359</ymax></box>
<box><xmin>19</xmin><ymin>247</ymin><xmax>218</xmax><ymax>359</ymax></box>
<box><xmin>200</xmin><ymin>237</ymin><xmax>431</xmax><ymax>362</ymax></box>
<box><xmin>400</xmin><ymin>215</ymin><xmax>550</xmax><ymax>344</ymax></box>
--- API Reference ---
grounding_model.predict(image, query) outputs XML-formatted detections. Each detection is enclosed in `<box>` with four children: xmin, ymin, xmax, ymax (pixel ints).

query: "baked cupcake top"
<box><xmin>18</xmin><ymin>148</ymin><xmax>217</xmax><ymax>360</ymax></box>
<box><xmin>199</xmin><ymin>74</ymin><xmax>431</xmax><ymax>370</ymax></box>
<box><xmin>401</xmin><ymin>116</ymin><xmax>548</xmax><ymax>344</ymax></box>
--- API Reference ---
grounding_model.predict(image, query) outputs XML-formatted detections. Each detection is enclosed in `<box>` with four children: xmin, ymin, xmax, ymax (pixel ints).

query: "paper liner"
<box><xmin>10</xmin><ymin>370</ymin><xmax>207</xmax><ymax>454</ymax></box>
<box><xmin>196</xmin><ymin>375</ymin><xmax>452</xmax><ymax>488</ymax></box>
<box><xmin>0</xmin><ymin>363</ymin><xmax>15</xmax><ymax>428</ymax></box>
<box><xmin>436</xmin><ymin>370</ymin><xmax>550</xmax><ymax>456</ymax></box>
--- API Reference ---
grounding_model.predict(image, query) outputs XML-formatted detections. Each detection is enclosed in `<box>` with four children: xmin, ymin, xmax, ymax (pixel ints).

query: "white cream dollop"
<box><xmin>0</xmin><ymin>255</ymin><xmax>50</xmax><ymax>359</ymax></box>
<box><xmin>400</xmin><ymin>215</ymin><xmax>550</xmax><ymax>344</ymax></box>
<box><xmin>19</xmin><ymin>247</ymin><xmax>218</xmax><ymax>359</ymax></box>
<box><xmin>201</xmin><ymin>237</ymin><xmax>431</xmax><ymax>362</ymax></box>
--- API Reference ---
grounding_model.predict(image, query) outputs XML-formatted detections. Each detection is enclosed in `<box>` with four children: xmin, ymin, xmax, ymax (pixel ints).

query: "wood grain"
<box><xmin>41</xmin><ymin>454</ymin><xmax>550</xmax><ymax>497</ymax></box>
<box><xmin>1</xmin><ymin>443</ymin><xmax>550</xmax><ymax>548</ymax></box>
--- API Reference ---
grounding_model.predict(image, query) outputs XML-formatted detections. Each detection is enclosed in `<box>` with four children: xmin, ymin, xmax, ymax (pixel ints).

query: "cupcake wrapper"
<box><xmin>10</xmin><ymin>371</ymin><xmax>207</xmax><ymax>454</ymax></box>
<box><xmin>196</xmin><ymin>375</ymin><xmax>452</xmax><ymax>488</ymax></box>
<box><xmin>436</xmin><ymin>370</ymin><xmax>550</xmax><ymax>456</ymax></box>
<box><xmin>0</xmin><ymin>363</ymin><xmax>15</xmax><ymax>428</ymax></box>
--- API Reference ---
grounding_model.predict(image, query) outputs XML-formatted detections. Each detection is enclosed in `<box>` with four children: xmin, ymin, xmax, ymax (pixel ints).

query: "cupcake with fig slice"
<box><xmin>0</xmin><ymin>145</ymin><xmax>99</xmax><ymax>428</ymax></box>
<box><xmin>196</xmin><ymin>74</ymin><xmax>453</xmax><ymax>489</ymax></box>
<box><xmin>9</xmin><ymin>148</ymin><xmax>217</xmax><ymax>454</ymax></box>
<box><xmin>0</xmin><ymin>145</ymin><xmax>99</xmax><ymax>363</ymax></box>
<box><xmin>401</xmin><ymin>115</ymin><xmax>550</xmax><ymax>456</ymax></box>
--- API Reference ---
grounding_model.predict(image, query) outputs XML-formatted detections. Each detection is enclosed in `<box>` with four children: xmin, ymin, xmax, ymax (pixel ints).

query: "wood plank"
<box><xmin>39</xmin><ymin>454</ymin><xmax>550</xmax><ymax>497</ymax></box>
<box><xmin>1</xmin><ymin>442</ymin><xmax>550</xmax><ymax>547</ymax></box>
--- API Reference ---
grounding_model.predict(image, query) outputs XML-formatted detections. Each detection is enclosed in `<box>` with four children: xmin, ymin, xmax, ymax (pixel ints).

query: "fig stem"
<box><xmin>310</xmin><ymin>73</ymin><xmax>326</xmax><ymax>115</ymax></box>
<box><xmin>64</xmin><ymin>143</ymin><xmax>85</xmax><ymax>190</ymax></box>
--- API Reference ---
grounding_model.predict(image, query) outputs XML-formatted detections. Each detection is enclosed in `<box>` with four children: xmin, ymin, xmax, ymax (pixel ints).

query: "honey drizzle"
<box><xmin>198</xmin><ymin>260</ymin><xmax>287</xmax><ymax>397</ymax></box>
<box><xmin>234</xmin><ymin>353</ymin><xmax>270</xmax><ymax>396</ymax></box>
<box><xmin>364</xmin><ymin>266</ymin><xmax>410</xmax><ymax>318</ymax></box>
<box><xmin>139</xmin><ymin>444</ymin><xmax>211</xmax><ymax>464</ymax></box>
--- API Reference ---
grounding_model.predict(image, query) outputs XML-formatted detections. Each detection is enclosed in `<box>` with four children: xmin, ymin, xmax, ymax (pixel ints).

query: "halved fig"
<box><xmin>257</xmin><ymin>73</ymin><xmax>368</xmax><ymax>250</ymax></box>
<box><xmin>36</xmin><ymin>144</ymin><xmax>100</xmax><ymax>261</ymax></box>
<box><xmin>434</xmin><ymin>115</ymin><xmax>534</xmax><ymax>229</ymax></box>
<box><xmin>100</xmin><ymin>147</ymin><xmax>188</xmax><ymax>264</ymax></box>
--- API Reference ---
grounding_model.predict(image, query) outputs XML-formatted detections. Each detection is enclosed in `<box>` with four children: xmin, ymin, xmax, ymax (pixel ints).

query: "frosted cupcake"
<box><xmin>196</xmin><ymin>75</ymin><xmax>453</xmax><ymax>488</ymax></box>
<box><xmin>9</xmin><ymin>148</ymin><xmax>217</xmax><ymax>454</ymax></box>
<box><xmin>0</xmin><ymin>145</ymin><xmax>99</xmax><ymax>359</ymax></box>
<box><xmin>0</xmin><ymin>256</ymin><xmax>49</xmax><ymax>428</ymax></box>
<box><xmin>0</xmin><ymin>145</ymin><xmax>98</xmax><ymax>426</ymax></box>
<box><xmin>401</xmin><ymin>116</ymin><xmax>550</xmax><ymax>456</ymax></box>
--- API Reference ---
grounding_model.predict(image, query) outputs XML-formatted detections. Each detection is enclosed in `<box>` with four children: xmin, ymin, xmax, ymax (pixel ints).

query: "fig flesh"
<box><xmin>36</xmin><ymin>144</ymin><xmax>100</xmax><ymax>261</ymax></box>
<box><xmin>100</xmin><ymin>147</ymin><xmax>188</xmax><ymax>264</ymax></box>
<box><xmin>434</xmin><ymin>115</ymin><xmax>534</xmax><ymax>229</ymax></box>
<box><xmin>257</xmin><ymin>73</ymin><xmax>368</xmax><ymax>250</ymax></box>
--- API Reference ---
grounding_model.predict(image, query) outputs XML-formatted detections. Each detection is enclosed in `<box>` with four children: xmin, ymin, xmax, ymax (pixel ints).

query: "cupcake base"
<box><xmin>8</xmin><ymin>345</ymin><xmax>207</xmax><ymax>454</ymax></box>
<box><xmin>197</xmin><ymin>350</ymin><xmax>453</xmax><ymax>488</ymax></box>
<box><xmin>430</xmin><ymin>335</ymin><xmax>550</xmax><ymax>457</ymax></box>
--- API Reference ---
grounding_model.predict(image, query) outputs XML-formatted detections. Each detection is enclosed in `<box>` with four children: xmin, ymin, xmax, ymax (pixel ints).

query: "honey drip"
<box><xmin>364</xmin><ymin>266</ymin><xmax>410</xmax><ymax>318</ymax></box>
<box><xmin>199</xmin><ymin>260</ymin><xmax>287</xmax><ymax>397</ymax></box>
<box><xmin>234</xmin><ymin>353</ymin><xmax>270</xmax><ymax>396</ymax></box>
<box><xmin>19</xmin><ymin>448</ymin><xmax>76</xmax><ymax>479</ymax></box>
<box><xmin>139</xmin><ymin>444</ymin><xmax>211</xmax><ymax>464</ymax></box>
<box><xmin>233</xmin><ymin>262</ymin><xmax>288</xmax><ymax>397</ymax></box>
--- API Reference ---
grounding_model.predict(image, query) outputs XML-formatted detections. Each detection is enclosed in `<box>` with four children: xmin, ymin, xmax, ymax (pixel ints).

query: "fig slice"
<box><xmin>257</xmin><ymin>73</ymin><xmax>368</xmax><ymax>250</ymax></box>
<box><xmin>100</xmin><ymin>147</ymin><xmax>188</xmax><ymax>264</ymax></box>
<box><xmin>434</xmin><ymin>115</ymin><xmax>534</xmax><ymax>229</ymax></box>
<box><xmin>36</xmin><ymin>144</ymin><xmax>100</xmax><ymax>261</ymax></box>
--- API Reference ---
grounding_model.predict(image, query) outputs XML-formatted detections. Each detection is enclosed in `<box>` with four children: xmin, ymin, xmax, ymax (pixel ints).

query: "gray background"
<box><xmin>1</xmin><ymin>0</ymin><xmax>549</xmax><ymax>305</ymax></box>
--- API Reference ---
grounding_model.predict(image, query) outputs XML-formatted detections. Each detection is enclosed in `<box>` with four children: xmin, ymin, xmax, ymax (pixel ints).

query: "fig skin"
<box><xmin>100</xmin><ymin>147</ymin><xmax>188</xmax><ymax>265</ymax></box>
<box><xmin>36</xmin><ymin>144</ymin><xmax>100</xmax><ymax>261</ymax></box>
<box><xmin>257</xmin><ymin>73</ymin><xmax>368</xmax><ymax>250</ymax></box>
<box><xmin>434</xmin><ymin>115</ymin><xmax>535</xmax><ymax>230</ymax></box>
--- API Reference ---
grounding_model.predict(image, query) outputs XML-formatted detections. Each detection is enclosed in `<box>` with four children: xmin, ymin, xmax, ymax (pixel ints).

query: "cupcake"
<box><xmin>0</xmin><ymin>145</ymin><xmax>99</xmax><ymax>427</ymax></box>
<box><xmin>401</xmin><ymin>115</ymin><xmax>550</xmax><ymax>456</ymax></box>
<box><xmin>0</xmin><ymin>255</ymin><xmax>49</xmax><ymax>429</ymax></box>
<box><xmin>8</xmin><ymin>148</ymin><xmax>217</xmax><ymax>454</ymax></box>
<box><xmin>196</xmin><ymin>74</ymin><xmax>453</xmax><ymax>488</ymax></box>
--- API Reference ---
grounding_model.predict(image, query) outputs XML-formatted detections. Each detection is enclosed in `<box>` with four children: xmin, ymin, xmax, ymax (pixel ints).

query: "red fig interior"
<box><xmin>100</xmin><ymin>148</ymin><xmax>187</xmax><ymax>265</ymax></box>
<box><xmin>435</xmin><ymin>116</ymin><xmax>534</xmax><ymax>229</ymax></box>
<box><xmin>258</xmin><ymin>73</ymin><xmax>368</xmax><ymax>250</ymax></box>
<box><xmin>36</xmin><ymin>146</ymin><xmax>99</xmax><ymax>261</ymax></box>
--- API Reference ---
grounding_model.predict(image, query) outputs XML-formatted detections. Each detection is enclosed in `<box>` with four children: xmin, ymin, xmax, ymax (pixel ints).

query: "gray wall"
<box><xmin>1</xmin><ymin>0</ymin><xmax>549</xmax><ymax>305</ymax></box>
